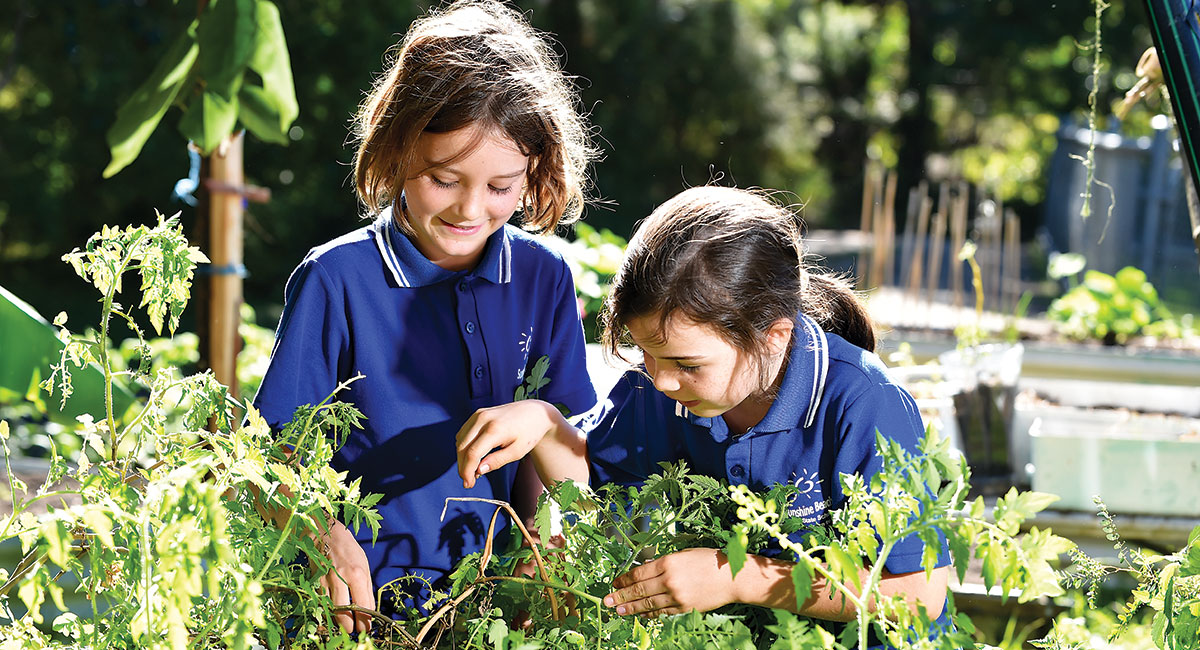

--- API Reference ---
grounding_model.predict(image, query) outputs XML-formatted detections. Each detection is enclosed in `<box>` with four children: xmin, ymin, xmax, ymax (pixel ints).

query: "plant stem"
<box><xmin>100</xmin><ymin>229</ymin><xmax>147</xmax><ymax>465</ymax></box>
<box><xmin>475</xmin><ymin>575</ymin><xmax>605</xmax><ymax>607</ymax></box>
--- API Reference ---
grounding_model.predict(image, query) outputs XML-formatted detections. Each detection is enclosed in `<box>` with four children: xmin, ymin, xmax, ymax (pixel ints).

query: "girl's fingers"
<box><xmin>348</xmin><ymin>573</ymin><xmax>376</xmax><ymax>633</ymax></box>
<box><xmin>611</xmin><ymin>560</ymin><xmax>665</xmax><ymax>590</ymax></box>
<box><xmin>326</xmin><ymin>574</ymin><xmax>355</xmax><ymax>633</ymax></box>
<box><xmin>605</xmin><ymin>572</ymin><xmax>668</xmax><ymax>613</ymax></box>
<box><xmin>612</xmin><ymin>592</ymin><xmax>675</xmax><ymax>617</ymax></box>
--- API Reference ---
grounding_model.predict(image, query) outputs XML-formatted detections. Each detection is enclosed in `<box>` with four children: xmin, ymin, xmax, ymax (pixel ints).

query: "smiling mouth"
<box><xmin>439</xmin><ymin>218</ymin><xmax>484</xmax><ymax>234</ymax></box>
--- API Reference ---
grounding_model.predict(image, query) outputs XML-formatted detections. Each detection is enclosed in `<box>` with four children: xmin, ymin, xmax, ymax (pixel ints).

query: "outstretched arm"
<box><xmin>455</xmin><ymin>399</ymin><xmax>591</xmax><ymax>489</ymax></box>
<box><xmin>604</xmin><ymin>549</ymin><xmax>947</xmax><ymax>621</ymax></box>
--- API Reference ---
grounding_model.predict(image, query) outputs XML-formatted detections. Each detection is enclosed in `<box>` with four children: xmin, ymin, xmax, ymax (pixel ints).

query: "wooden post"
<box><xmin>871</xmin><ymin>169</ymin><xmax>897</xmax><ymax>290</ymax></box>
<box><xmin>1004</xmin><ymin>209</ymin><xmax>1021</xmax><ymax>314</ymax></box>
<box><xmin>950</xmin><ymin>183</ymin><xmax>969</xmax><ymax>310</ymax></box>
<box><xmin>205</xmin><ymin>132</ymin><xmax>246</xmax><ymax>399</ymax></box>
<box><xmin>925</xmin><ymin>183</ymin><xmax>949</xmax><ymax>313</ymax></box>
<box><xmin>857</xmin><ymin>162</ymin><xmax>879</xmax><ymax>290</ymax></box>
<box><xmin>907</xmin><ymin>182</ymin><xmax>932</xmax><ymax>304</ymax></box>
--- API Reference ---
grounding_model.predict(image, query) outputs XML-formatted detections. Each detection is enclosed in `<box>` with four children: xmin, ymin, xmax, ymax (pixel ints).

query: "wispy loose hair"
<box><xmin>602</xmin><ymin>186</ymin><xmax>875</xmax><ymax>387</ymax></box>
<box><xmin>353</xmin><ymin>0</ymin><xmax>597</xmax><ymax>233</ymax></box>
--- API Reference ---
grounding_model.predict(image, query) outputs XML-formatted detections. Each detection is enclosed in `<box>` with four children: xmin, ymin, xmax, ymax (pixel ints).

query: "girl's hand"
<box><xmin>455</xmin><ymin>400</ymin><xmax>562</xmax><ymax>489</ymax></box>
<box><xmin>604</xmin><ymin>549</ymin><xmax>737</xmax><ymax>617</ymax></box>
<box><xmin>314</xmin><ymin>520</ymin><xmax>376</xmax><ymax>634</ymax></box>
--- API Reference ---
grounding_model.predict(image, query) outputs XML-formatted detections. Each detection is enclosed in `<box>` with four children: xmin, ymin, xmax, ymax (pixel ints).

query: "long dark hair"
<box><xmin>602</xmin><ymin>186</ymin><xmax>875</xmax><ymax>377</ymax></box>
<box><xmin>353</xmin><ymin>0</ymin><xmax>597</xmax><ymax>233</ymax></box>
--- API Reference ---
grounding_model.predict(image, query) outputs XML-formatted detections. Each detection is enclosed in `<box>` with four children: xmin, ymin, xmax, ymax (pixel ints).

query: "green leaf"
<box><xmin>237</xmin><ymin>84</ymin><xmax>289</xmax><ymax>144</ymax></box>
<box><xmin>535</xmin><ymin>498</ymin><xmax>553</xmax><ymax>548</ymax></box>
<box><xmin>791</xmin><ymin>561</ymin><xmax>813</xmax><ymax>607</ymax></box>
<box><xmin>196</xmin><ymin>0</ymin><xmax>257</xmax><ymax>100</ymax></box>
<box><xmin>246</xmin><ymin>0</ymin><xmax>298</xmax><ymax>127</ymax></box>
<box><xmin>724</xmin><ymin>524</ymin><xmax>748</xmax><ymax>578</ymax></box>
<box><xmin>178</xmin><ymin>90</ymin><xmax>239</xmax><ymax>154</ymax></box>
<box><xmin>487</xmin><ymin>618</ymin><xmax>508</xmax><ymax>648</ymax></box>
<box><xmin>825</xmin><ymin>545</ymin><xmax>861</xmax><ymax>592</ymax></box>
<box><xmin>104</xmin><ymin>23</ymin><xmax>199</xmax><ymax>178</ymax></box>
<box><xmin>947</xmin><ymin>531</ymin><xmax>971</xmax><ymax>584</ymax></box>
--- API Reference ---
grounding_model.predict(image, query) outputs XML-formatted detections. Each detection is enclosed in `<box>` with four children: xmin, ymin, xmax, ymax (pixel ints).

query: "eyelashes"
<box><xmin>428</xmin><ymin>176</ymin><xmax>515</xmax><ymax>195</ymax></box>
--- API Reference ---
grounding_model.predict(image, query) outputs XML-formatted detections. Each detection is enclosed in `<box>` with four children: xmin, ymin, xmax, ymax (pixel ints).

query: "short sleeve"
<box><xmin>534</xmin><ymin>259</ymin><xmax>597</xmax><ymax>417</ymax></box>
<box><xmin>834</xmin><ymin>383</ymin><xmax>950</xmax><ymax>575</ymax></box>
<box><xmin>252</xmin><ymin>257</ymin><xmax>350</xmax><ymax>433</ymax></box>
<box><xmin>585</xmin><ymin>372</ymin><xmax>658</xmax><ymax>487</ymax></box>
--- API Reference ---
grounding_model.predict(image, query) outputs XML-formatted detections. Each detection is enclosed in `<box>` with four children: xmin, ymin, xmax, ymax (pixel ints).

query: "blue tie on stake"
<box><xmin>1141</xmin><ymin>0</ymin><xmax>1200</xmax><ymax>244</ymax></box>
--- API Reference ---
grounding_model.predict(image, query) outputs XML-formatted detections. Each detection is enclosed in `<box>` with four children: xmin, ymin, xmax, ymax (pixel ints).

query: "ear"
<box><xmin>764</xmin><ymin>317</ymin><xmax>794</xmax><ymax>357</ymax></box>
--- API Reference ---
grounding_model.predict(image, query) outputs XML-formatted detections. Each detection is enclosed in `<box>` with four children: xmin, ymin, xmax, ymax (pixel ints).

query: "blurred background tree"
<box><xmin>0</xmin><ymin>0</ymin><xmax>1150</xmax><ymax>329</ymax></box>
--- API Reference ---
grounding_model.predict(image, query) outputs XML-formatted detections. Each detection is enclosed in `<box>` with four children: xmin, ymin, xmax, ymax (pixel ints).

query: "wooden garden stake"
<box><xmin>926</xmin><ymin>183</ymin><xmax>949</xmax><ymax>316</ymax></box>
<box><xmin>204</xmin><ymin>132</ymin><xmax>245</xmax><ymax>399</ymax></box>
<box><xmin>950</xmin><ymin>182</ymin><xmax>969</xmax><ymax>310</ymax></box>
<box><xmin>877</xmin><ymin>169</ymin><xmax>898</xmax><ymax>289</ymax></box>
<box><xmin>857</xmin><ymin>161</ymin><xmax>879</xmax><ymax>290</ymax></box>
<box><xmin>907</xmin><ymin>184</ymin><xmax>932</xmax><ymax>305</ymax></box>
<box><xmin>1004</xmin><ymin>209</ymin><xmax>1021</xmax><ymax>314</ymax></box>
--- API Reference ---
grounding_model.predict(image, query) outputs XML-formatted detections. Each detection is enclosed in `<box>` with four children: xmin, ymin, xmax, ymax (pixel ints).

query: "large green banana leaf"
<box><xmin>0</xmin><ymin>285</ymin><xmax>135</xmax><ymax>424</ymax></box>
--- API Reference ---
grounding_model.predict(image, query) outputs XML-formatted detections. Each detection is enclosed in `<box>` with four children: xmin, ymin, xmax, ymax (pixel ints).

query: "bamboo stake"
<box><xmin>926</xmin><ymin>183</ymin><xmax>949</xmax><ymax>317</ymax></box>
<box><xmin>857</xmin><ymin>162</ymin><xmax>879</xmax><ymax>291</ymax></box>
<box><xmin>1004</xmin><ymin>209</ymin><xmax>1021</xmax><ymax>314</ymax></box>
<box><xmin>880</xmin><ymin>169</ymin><xmax>898</xmax><ymax>288</ymax></box>
<box><xmin>907</xmin><ymin>184</ymin><xmax>932</xmax><ymax>305</ymax></box>
<box><xmin>990</xmin><ymin>196</ymin><xmax>1005</xmax><ymax>315</ymax></box>
<box><xmin>868</xmin><ymin>166</ymin><xmax>887</xmax><ymax>290</ymax></box>
<box><xmin>950</xmin><ymin>182</ymin><xmax>969</xmax><ymax>310</ymax></box>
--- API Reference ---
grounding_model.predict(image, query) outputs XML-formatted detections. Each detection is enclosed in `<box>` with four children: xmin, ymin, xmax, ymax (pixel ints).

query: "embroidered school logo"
<box><xmin>787</xmin><ymin>469</ymin><xmax>829</xmax><ymax>524</ymax></box>
<box><xmin>791</xmin><ymin>468</ymin><xmax>820</xmax><ymax>495</ymax></box>
<box><xmin>516</xmin><ymin>327</ymin><xmax>533</xmax><ymax>381</ymax></box>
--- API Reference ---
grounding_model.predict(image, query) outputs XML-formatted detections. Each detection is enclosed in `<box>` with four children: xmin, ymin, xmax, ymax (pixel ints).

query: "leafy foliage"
<box><xmin>0</xmin><ymin>216</ymin><xmax>381</xmax><ymax>649</ymax></box>
<box><xmin>104</xmin><ymin>0</ymin><xmax>298</xmax><ymax>176</ymax></box>
<box><xmin>361</xmin><ymin>430</ymin><xmax>1070</xmax><ymax>649</ymax></box>
<box><xmin>1047</xmin><ymin>266</ymin><xmax>1196</xmax><ymax>343</ymax></box>
<box><xmin>0</xmin><ymin>217</ymin><xmax>1074</xmax><ymax>649</ymax></box>
<box><xmin>1040</xmin><ymin>500</ymin><xmax>1200</xmax><ymax>650</ymax></box>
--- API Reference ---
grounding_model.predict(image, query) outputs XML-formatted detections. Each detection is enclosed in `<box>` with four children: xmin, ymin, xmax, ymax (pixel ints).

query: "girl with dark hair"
<box><xmin>253</xmin><ymin>0</ymin><xmax>599</xmax><ymax>632</ymax></box>
<box><xmin>457</xmin><ymin>186</ymin><xmax>949</xmax><ymax>628</ymax></box>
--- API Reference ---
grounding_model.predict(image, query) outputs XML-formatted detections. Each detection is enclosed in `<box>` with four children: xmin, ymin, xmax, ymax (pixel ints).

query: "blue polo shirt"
<box><xmin>253</xmin><ymin>206</ymin><xmax>597</xmax><ymax>610</ymax></box>
<box><xmin>586</xmin><ymin>314</ymin><xmax>950</xmax><ymax>620</ymax></box>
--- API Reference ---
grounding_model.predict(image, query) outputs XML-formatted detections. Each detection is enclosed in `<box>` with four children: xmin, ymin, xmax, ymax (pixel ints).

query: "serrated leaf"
<box><xmin>947</xmin><ymin>531</ymin><xmax>971</xmax><ymax>584</ymax></box>
<box><xmin>104</xmin><ymin>24</ymin><xmax>199</xmax><ymax>177</ymax></box>
<box><xmin>725</xmin><ymin>524</ymin><xmax>748</xmax><ymax>578</ymax></box>
<box><xmin>535</xmin><ymin>498</ymin><xmax>553</xmax><ymax>548</ymax></box>
<box><xmin>791</xmin><ymin>561</ymin><xmax>813</xmax><ymax>607</ymax></box>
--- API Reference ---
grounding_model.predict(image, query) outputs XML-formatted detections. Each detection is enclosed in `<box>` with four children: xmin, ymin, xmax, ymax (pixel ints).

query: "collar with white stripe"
<box><xmin>371</xmin><ymin>205</ymin><xmax>513</xmax><ymax>288</ymax></box>
<box><xmin>673</xmin><ymin>312</ymin><xmax>829</xmax><ymax>433</ymax></box>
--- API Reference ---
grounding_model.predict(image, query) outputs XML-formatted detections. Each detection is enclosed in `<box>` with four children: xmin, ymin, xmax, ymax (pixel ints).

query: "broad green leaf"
<box><xmin>790</xmin><ymin>560</ymin><xmax>814</xmax><ymax>610</ymax></box>
<box><xmin>104</xmin><ymin>24</ymin><xmax>199</xmax><ymax>178</ymax></box>
<box><xmin>196</xmin><ymin>0</ymin><xmax>257</xmax><ymax>100</ymax></box>
<box><xmin>947</xmin><ymin>531</ymin><xmax>971</xmax><ymax>584</ymax></box>
<box><xmin>826</xmin><ymin>545</ymin><xmax>861</xmax><ymax>592</ymax></box>
<box><xmin>238</xmin><ymin>84</ymin><xmax>289</xmax><ymax>144</ymax></box>
<box><xmin>246</xmin><ymin>0</ymin><xmax>298</xmax><ymax>127</ymax></box>
<box><xmin>724</xmin><ymin>524</ymin><xmax>748</xmax><ymax>578</ymax></box>
<box><xmin>178</xmin><ymin>89</ymin><xmax>239</xmax><ymax>155</ymax></box>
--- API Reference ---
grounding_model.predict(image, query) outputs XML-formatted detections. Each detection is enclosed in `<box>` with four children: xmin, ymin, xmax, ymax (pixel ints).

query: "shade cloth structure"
<box><xmin>1142</xmin><ymin>0</ymin><xmax>1200</xmax><ymax>258</ymax></box>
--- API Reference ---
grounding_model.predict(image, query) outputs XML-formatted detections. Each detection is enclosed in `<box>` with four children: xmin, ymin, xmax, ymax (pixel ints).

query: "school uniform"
<box><xmin>253</xmin><ymin>206</ymin><xmax>596</xmax><ymax>610</ymax></box>
<box><xmin>585</xmin><ymin>313</ymin><xmax>951</xmax><ymax>635</ymax></box>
